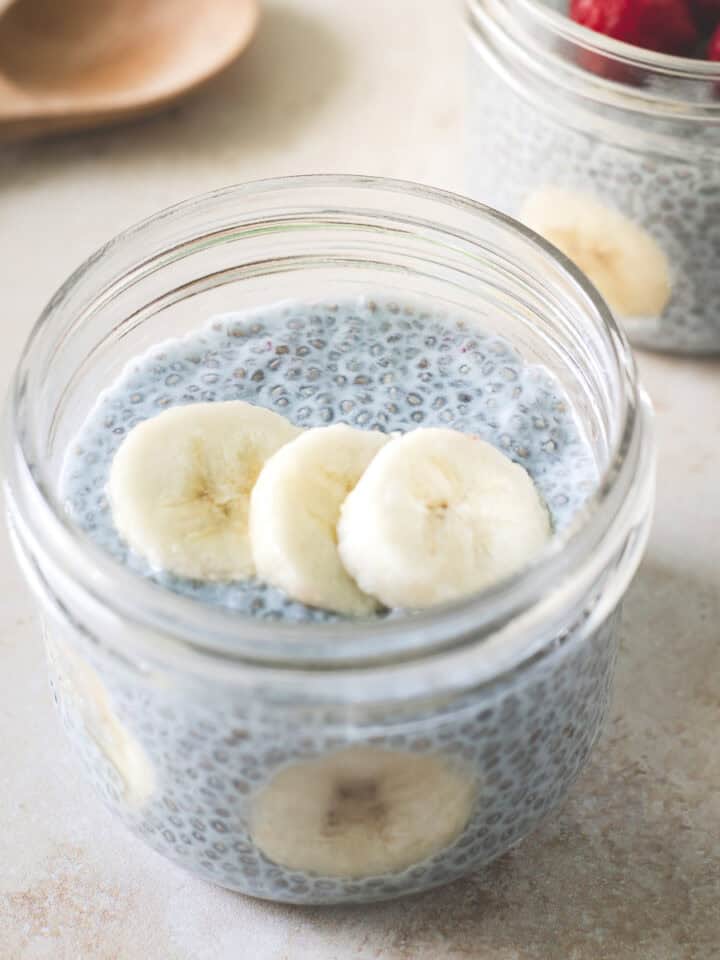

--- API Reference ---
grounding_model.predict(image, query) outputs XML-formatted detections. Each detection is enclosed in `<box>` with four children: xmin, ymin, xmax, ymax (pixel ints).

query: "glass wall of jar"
<box><xmin>468</xmin><ymin>0</ymin><xmax>720</xmax><ymax>355</ymax></box>
<box><xmin>4</xmin><ymin>177</ymin><xmax>654</xmax><ymax>903</ymax></box>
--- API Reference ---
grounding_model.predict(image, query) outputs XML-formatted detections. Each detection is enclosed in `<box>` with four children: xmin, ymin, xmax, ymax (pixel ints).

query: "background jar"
<box><xmin>467</xmin><ymin>0</ymin><xmax>720</xmax><ymax>355</ymax></box>
<box><xmin>4</xmin><ymin>176</ymin><xmax>654</xmax><ymax>904</ymax></box>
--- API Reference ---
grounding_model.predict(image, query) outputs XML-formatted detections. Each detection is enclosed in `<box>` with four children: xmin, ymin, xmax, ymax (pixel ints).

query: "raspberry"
<box><xmin>689</xmin><ymin>0</ymin><xmax>720</xmax><ymax>30</ymax></box>
<box><xmin>570</xmin><ymin>0</ymin><xmax>698</xmax><ymax>56</ymax></box>
<box><xmin>707</xmin><ymin>22</ymin><xmax>720</xmax><ymax>57</ymax></box>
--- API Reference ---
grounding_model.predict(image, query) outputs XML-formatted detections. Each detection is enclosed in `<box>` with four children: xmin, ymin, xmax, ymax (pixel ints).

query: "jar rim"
<box><xmin>5</xmin><ymin>175</ymin><xmax>652</xmax><ymax>677</ymax></box>
<box><xmin>496</xmin><ymin>0</ymin><xmax>720</xmax><ymax>78</ymax></box>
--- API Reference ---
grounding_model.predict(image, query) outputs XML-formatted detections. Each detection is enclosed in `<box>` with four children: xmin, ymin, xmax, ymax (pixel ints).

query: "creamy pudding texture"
<box><xmin>61</xmin><ymin>296</ymin><xmax>598</xmax><ymax>617</ymax></box>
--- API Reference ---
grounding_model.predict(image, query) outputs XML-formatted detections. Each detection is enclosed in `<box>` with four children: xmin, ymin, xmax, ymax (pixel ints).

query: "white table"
<box><xmin>1</xmin><ymin>2</ymin><xmax>718</xmax><ymax>957</ymax></box>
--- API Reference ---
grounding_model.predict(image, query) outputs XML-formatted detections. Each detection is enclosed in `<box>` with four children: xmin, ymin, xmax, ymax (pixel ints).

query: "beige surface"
<box><xmin>0</xmin><ymin>1</ymin><xmax>718</xmax><ymax>958</ymax></box>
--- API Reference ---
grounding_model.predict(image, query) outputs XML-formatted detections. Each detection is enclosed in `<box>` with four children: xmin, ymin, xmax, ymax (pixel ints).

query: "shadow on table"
<box><xmin>292</xmin><ymin>560</ymin><xmax>719</xmax><ymax>959</ymax></box>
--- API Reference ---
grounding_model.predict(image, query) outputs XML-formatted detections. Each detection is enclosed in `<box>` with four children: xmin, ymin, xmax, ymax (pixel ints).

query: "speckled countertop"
<box><xmin>1</xmin><ymin>1</ymin><xmax>718</xmax><ymax>957</ymax></box>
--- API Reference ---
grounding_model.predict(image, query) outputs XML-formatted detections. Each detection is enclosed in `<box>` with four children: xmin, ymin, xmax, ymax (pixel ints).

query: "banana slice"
<box><xmin>47</xmin><ymin>635</ymin><xmax>154</xmax><ymax>806</ymax></box>
<box><xmin>520</xmin><ymin>187</ymin><xmax>671</xmax><ymax>318</ymax></box>
<box><xmin>250</xmin><ymin>747</ymin><xmax>475</xmax><ymax>877</ymax></box>
<box><xmin>108</xmin><ymin>401</ymin><xmax>300</xmax><ymax>581</ymax></box>
<box><xmin>249</xmin><ymin>424</ymin><xmax>388</xmax><ymax>615</ymax></box>
<box><xmin>337</xmin><ymin>428</ymin><xmax>551</xmax><ymax>609</ymax></box>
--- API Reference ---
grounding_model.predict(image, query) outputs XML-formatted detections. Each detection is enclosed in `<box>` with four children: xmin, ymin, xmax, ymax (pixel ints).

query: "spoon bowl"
<box><xmin>0</xmin><ymin>0</ymin><xmax>259</xmax><ymax>140</ymax></box>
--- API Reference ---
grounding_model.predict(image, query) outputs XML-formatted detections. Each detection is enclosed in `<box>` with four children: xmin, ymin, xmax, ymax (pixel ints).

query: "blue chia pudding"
<box><xmin>49</xmin><ymin>294</ymin><xmax>615</xmax><ymax>905</ymax></box>
<box><xmin>61</xmin><ymin>294</ymin><xmax>597</xmax><ymax>618</ymax></box>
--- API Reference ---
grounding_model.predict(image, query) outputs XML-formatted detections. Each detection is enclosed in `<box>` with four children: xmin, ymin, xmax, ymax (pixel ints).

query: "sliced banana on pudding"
<box><xmin>108</xmin><ymin>401</ymin><xmax>300</xmax><ymax>580</ymax></box>
<box><xmin>520</xmin><ymin>186</ymin><xmax>671</xmax><ymax>318</ymax></box>
<box><xmin>250</xmin><ymin>747</ymin><xmax>475</xmax><ymax>878</ymax></box>
<box><xmin>337</xmin><ymin>428</ymin><xmax>551</xmax><ymax>609</ymax></box>
<box><xmin>250</xmin><ymin>424</ymin><xmax>389</xmax><ymax>615</ymax></box>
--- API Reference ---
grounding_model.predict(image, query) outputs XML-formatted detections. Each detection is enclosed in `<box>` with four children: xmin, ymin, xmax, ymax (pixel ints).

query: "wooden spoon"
<box><xmin>0</xmin><ymin>0</ymin><xmax>259</xmax><ymax>141</ymax></box>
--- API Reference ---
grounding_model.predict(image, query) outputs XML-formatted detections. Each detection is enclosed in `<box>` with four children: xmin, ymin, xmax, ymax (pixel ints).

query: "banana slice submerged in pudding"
<box><xmin>250</xmin><ymin>747</ymin><xmax>475</xmax><ymax>878</ymax></box>
<box><xmin>47</xmin><ymin>636</ymin><xmax>155</xmax><ymax>807</ymax></box>
<box><xmin>520</xmin><ymin>186</ymin><xmax>671</xmax><ymax>318</ymax></box>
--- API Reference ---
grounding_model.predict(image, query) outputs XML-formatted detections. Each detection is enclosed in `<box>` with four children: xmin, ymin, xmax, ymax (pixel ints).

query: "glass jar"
<box><xmin>4</xmin><ymin>176</ymin><xmax>654</xmax><ymax>904</ymax></box>
<box><xmin>467</xmin><ymin>0</ymin><xmax>720</xmax><ymax>355</ymax></box>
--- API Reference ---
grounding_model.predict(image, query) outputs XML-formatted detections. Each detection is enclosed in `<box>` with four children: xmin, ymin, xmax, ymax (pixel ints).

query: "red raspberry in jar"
<box><xmin>689</xmin><ymin>0</ymin><xmax>720</xmax><ymax>31</ymax></box>
<box><xmin>707</xmin><ymin>21</ymin><xmax>720</xmax><ymax>57</ymax></box>
<box><xmin>570</xmin><ymin>0</ymin><xmax>698</xmax><ymax>56</ymax></box>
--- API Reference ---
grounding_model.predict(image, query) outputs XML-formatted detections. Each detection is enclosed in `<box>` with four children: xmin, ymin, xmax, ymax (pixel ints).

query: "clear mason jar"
<box><xmin>4</xmin><ymin>176</ymin><xmax>654</xmax><ymax>904</ymax></box>
<box><xmin>467</xmin><ymin>0</ymin><xmax>720</xmax><ymax>355</ymax></box>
